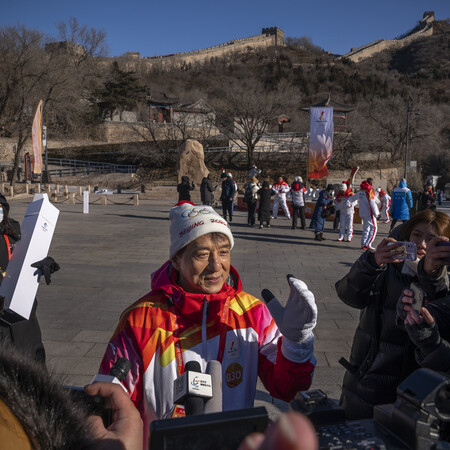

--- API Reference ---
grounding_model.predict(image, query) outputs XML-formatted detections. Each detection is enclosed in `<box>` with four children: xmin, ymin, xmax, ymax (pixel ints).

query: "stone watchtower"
<box><xmin>261</xmin><ymin>27</ymin><xmax>285</xmax><ymax>47</ymax></box>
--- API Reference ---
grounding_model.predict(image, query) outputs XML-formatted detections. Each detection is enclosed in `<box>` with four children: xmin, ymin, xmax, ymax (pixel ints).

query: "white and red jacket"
<box><xmin>272</xmin><ymin>180</ymin><xmax>290</xmax><ymax>197</ymax></box>
<box><xmin>357</xmin><ymin>181</ymin><xmax>379</xmax><ymax>218</ymax></box>
<box><xmin>99</xmin><ymin>262</ymin><xmax>315</xmax><ymax>445</ymax></box>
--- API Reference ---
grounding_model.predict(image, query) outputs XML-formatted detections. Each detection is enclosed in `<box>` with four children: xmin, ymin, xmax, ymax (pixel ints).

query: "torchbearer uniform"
<box><xmin>335</xmin><ymin>183</ymin><xmax>356</xmax><ymax>242</ymax></box>
<box><xmin>272</xmin><ymin>179</ymin><xmax>291</xmax><ymax>219</ymax></box>
<box><xmin>99</xmin><ymin>202</ymin><xmax>316</xmax><ymax>448</ymax></box>
<box><xmin>358</xmin><ymin>181</ymin><xmax>379</xmax><ymax>250</ymax></box>
<box><xmin>377</xmin><ymin>188</ymin><xmax>391</xmax><ymax>223</ymax></box>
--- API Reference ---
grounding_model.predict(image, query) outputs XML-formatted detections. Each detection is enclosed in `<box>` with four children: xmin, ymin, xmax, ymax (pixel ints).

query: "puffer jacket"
<box><xmin>390</xmin><ymin>180</ymin><xmax>413</xmax><ymax>220</ymax></box>
<box><xmin>99</xmin><ymin>261</ymin><xmax>315</xmax><ymax>446</ymax></box>
<box><xmin>336</xmin><ymin>250</ymin><xmax>449</xmax><ymax>419</ymax></box>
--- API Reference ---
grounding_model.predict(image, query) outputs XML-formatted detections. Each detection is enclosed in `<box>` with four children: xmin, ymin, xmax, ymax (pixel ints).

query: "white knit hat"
<box><xmin>169</xmin><ymin>202</ymin><xmax>234</xmax><ymax>259</ymax></box>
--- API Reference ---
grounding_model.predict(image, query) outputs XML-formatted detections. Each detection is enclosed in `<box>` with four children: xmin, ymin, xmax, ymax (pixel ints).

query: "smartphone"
<box><xmin>409</xmin><ymin>282</ymin><xmax>425</xmax><ymax>313</ymax></box>
<box><xmin>436</xmin><ymin>240</ymin><xmax>450</xmax><ymax>264</ymax></box>
<box><xmin>387</xmin><ymin>241</ymin><xmax>417</xmax><ymax>261</ymax></box>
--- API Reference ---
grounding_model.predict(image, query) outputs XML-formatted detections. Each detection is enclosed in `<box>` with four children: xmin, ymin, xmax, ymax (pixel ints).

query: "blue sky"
<box><xmin>1</xmin><ymin>0</ymin><xmax>449</xmax><ymax>57</ymax></box>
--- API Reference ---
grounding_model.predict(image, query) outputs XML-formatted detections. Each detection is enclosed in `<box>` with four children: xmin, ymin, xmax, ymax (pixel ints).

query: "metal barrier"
<box><xmin>47</xmin><ymin>158</ymin><xmax>136</xmax><ymax>175</ymax></box>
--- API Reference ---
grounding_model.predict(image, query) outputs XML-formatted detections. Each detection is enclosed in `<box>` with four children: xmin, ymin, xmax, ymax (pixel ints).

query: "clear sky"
<box><xmin>1</xmin><ymin>0</ymin><xmax>449</xmax><ymax>57</ymax></box>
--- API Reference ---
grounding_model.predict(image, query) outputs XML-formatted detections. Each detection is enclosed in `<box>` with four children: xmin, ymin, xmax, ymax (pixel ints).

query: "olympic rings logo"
<box><xmin>181</xmin><ymin>207</ymin><xmax>211</xmax><ymax>218</ymax></box>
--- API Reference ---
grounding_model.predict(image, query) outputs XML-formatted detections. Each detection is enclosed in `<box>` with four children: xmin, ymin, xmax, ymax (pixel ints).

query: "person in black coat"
<box><xmin>336</xmin><ymin>209</ymin><xmax>450</xmax><ymax>419</ymax></box>
<box><xmin>220</xmin><ymin>173</ymin><xmax>236</xmax><ymax>222</ymax></box>
<box><xmin>257</xmin><ymin>181</ymin><xmax>275</xmax><ymax>228</ymax></box>
<box><xmin>200</xmin><ymin>175</ymin><xmax>216</xmax><ymax>206</ymax></box>
<box><xmin>177</xmin><ymin>176</ymin><xmax>195</xmax><ymax>202</ymax></box>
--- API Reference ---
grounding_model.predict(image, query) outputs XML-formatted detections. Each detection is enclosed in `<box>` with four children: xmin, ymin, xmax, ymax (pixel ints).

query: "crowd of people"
<box><xmin>0</xmin><ymin>168</ymin><xmax>449</xmax><ymax>449</ymax></box>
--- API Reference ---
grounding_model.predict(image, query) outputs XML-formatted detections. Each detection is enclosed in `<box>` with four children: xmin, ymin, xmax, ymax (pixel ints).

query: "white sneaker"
<box><xmin>367</xmin><ymin>245</ymin><xmax>376</xmax><ymax>251</ymax></box>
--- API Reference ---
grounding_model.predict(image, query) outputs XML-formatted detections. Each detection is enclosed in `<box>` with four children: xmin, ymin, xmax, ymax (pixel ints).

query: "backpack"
<box><xmin>244</xmin><ymin>184</ymin><xmax>253</xmax><ymax>203</ymax></box>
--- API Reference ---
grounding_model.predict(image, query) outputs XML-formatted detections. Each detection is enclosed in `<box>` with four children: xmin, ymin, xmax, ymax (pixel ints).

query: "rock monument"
<box><xmin>176</xmin><ymin>139</ymin><xmax>209</xmax><ymax>184</ymax></box>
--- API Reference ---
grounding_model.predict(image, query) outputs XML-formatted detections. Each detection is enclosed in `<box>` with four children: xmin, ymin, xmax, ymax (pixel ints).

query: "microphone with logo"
<box><xmin>173</xmin><ymin>360</ymin><xmax>212</xmax><ymax>415</ymax></box>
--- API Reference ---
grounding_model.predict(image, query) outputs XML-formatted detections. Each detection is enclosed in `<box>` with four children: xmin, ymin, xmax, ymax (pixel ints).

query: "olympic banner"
<box><xmin>31</xmin><ymin>99</ymin><xmax>43</xmax><ymax>175</ymax></box>
<box><xmin>308</xmin><ymin>107</ymin><xmax>333</xmax><ymax>179</ymax></box>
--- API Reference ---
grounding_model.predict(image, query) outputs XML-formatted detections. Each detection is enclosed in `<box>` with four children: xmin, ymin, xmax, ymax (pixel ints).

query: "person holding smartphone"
<box><xmin>336</xmin><ymin>209</ymin><xmax>450</xmax><ymax>419</ymax></box>
<box><xmin>397</xmin><ymin>235</ymin><xmax>450</xmax><ymax>374</ymax></box>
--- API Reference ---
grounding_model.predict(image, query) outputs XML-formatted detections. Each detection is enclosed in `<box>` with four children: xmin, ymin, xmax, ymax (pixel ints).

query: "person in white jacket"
<box><xmin>357</xmin><ymin>180</ymin><xmax>380</xmax><ymax>251</ymax></box>
<box><xmin>272</xmin><ymin>176</ymin><xmax>291</xmax><ymax>219</ymax></box>
<box><xmin>376</xmin><ymin>187</ymin><xmax>391</xmax><ymax>223</ymax></box>
<box><xmin>335</xmin><ymin>183</ymin><xmax>357</xmax><ymax>242</ymax></box>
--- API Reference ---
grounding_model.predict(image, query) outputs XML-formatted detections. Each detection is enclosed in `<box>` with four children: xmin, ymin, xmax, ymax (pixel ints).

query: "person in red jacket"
<box><xmin>99</xmin><ymin>201</ymin><xmax>317</xmax><ymax>446</ymax></box>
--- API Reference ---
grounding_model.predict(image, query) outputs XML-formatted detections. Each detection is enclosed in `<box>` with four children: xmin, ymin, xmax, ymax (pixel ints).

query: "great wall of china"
<box><xmin>341</xmin><ymin>12</ymin><xmax>435</xmax><ymax>62</ymax></box>
<box><xmin>118</xmin><ymin>27</ymin><xmax>285</xmax><ymax>71</ymax></box>
<box><xmin>110</xmin><ymin>12</ymin><xmax>436</xmax><ymax>71</ymax></box>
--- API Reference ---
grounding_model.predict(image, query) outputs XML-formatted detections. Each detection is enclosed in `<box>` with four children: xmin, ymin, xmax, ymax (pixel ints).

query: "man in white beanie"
<box><xmin>99</xmin><ymin>201</ymin><xmax>317</xmax><ymax>446</ymax></box>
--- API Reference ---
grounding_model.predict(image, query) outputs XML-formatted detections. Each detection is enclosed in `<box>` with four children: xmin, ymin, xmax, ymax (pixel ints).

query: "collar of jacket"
<box><xmin>150</xmin><ymin>260</ymin><xmax>242</xmax><ymax>319</ymax></box>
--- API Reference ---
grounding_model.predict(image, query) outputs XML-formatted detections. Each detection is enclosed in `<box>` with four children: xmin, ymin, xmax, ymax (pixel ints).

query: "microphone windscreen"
<box><xmin>109</xmin><ymin>358</ymin><xmax>131</xmax><ymax>382</ymax></box>
<box><xmin>185</xmin><ymin>360</ymin><xmax>201</xmax><ymax>373</ymax></box>
<box><xmin>204</xmin><ymin>360</ymin><xmax>222</xmax><ymax>414</ymax></box>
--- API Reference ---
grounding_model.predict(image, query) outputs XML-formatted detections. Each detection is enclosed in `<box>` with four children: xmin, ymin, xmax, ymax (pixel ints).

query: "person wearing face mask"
<box><xmin>335</xmin><ymin>209</ymin><xmax>450</xmax><ymax>420</ymax></box>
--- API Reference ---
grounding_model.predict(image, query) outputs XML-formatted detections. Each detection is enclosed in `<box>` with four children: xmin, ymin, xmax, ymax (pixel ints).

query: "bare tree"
<box><xmin>0</xmin><ymin>21</ymin><xmax>108</xmax><ymax>186</ymax></box>
<box><xmin>210</xmin><ymin>80</ymin><xmax>293</xmax><ymax>165</ymax></box>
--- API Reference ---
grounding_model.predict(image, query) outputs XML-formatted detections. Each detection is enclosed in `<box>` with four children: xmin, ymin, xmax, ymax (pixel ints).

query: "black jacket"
<box><xmin>177</xmin><ymin>176</ymin><xmax>195</xmax><ymax>201</ymax></box>
<box><xmin>0</xmin><ymin>219</ymin><xmax>46</xmax><ymax>363</ymax></box>
<box><xmin>336</xmin><ymin>251</ymin><xmax>449</xmax><ymax>419</ymax></box>
<box><xmin>220</xmin><ymin>178</ymin><xmax>235</xmax><ymax>201</ymax></box>
<box><xmin>257</xmin><ymin>186</ymin><xmax>274</xmax><ymax>222</ymax></box>
<box><xmin>200</xmin><ymin>177</ymin><xmax>216</xmax><ymax>204</ymax></box>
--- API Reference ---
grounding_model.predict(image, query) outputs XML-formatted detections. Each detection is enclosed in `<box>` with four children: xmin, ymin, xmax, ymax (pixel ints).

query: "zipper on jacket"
<box><xmin>202</xmin><ymin>297</ymin><xmax>208</xmax><ymax>357</ymax></box>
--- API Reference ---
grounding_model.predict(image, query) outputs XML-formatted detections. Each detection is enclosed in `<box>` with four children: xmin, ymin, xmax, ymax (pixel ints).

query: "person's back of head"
<box><xmin>0</xmin><ymin>338</ymin><xmax>96</xmax><ymax>449</ymax></box>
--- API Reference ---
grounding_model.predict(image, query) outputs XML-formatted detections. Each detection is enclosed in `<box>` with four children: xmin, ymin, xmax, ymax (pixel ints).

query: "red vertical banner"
<box><xmin>32</xmin><ymin>99</ymin><xmax>43</xmax><ymax>175</ymax></box>
<box><xmin>308</xmin><ymin>107</ymin><xmax>333</xmax><ymax>179</ymax></box>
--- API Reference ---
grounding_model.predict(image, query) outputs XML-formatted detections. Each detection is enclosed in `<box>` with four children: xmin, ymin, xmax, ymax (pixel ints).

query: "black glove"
<box><xmin>404</xmin><ymin>318</ymin><xmax>441</xmax><ymax>357</ymax></box>
<box><xmin>31</xmin><ymin>257</ymin><xmax>60</xmax><ymax>285</ymax></box>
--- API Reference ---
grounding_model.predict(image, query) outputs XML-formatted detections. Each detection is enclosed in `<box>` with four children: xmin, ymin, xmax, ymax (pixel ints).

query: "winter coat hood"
<box><xmin>360</xmin><ymin>181</ymin><xmax>372</xmax><ymax>192</ymax></box>
<box><xmin>181</xmin><ymin>176</ymin><xmax>190</xmax><ymax>184</ymax></box>
<box><xmin>150</xmin><ymin>260</ymin><xmax>242</xmax><ymax>321</ymax></box>
<box><xmin>399</xmin><ymin>180</ymin><xmax>407</xmax><ymax>188</ymax></box>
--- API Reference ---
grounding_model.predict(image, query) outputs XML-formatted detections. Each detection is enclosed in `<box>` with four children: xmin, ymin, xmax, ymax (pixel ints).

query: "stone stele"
<box><xmin>176</xmin><ymin>139</ymin><xmax>209</xmax><ymax>184</ymax></box>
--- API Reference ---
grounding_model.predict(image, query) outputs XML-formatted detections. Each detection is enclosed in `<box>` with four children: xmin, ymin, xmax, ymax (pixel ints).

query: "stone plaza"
<box><xmin>7</xmin><ymin>197</ymin><xmax>397</xmax><ymax>417</ymax></box>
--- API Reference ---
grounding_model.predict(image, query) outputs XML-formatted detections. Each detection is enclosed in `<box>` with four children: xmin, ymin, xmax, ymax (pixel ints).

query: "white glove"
<box><xmin>261</xmin><ymin>275</ymin><xmax>317</xmax><ymax>343</ymax></box>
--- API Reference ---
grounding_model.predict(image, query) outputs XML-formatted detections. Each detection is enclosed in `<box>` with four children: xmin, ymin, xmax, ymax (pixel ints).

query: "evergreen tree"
<box><xmin>97</xmin><ymin>62</ymin><xmax>146</xmax><ymax>120</ymax></box>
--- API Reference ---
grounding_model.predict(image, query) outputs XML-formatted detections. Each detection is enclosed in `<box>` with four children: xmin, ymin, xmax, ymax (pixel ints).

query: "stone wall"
<box><xmin>118</xmin><ymin>28</ymin><xmax>285</xmax><ymax>72</ymax></box>
<box><xmin>342</xmin><ymin>15</ymin><xmax>434</xmax><ymax>62</ymax></box>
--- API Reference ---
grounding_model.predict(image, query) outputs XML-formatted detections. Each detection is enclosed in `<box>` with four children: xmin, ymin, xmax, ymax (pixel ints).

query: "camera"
<box><xmin>291</xmin><ymin>368</ymin><xmax>450</xmax><ymax>449</ymax></box>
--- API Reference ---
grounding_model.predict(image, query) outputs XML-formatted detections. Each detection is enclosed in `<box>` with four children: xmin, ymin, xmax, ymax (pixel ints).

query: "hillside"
<box><xmin>1</xmin><ymin>15</ymin><xmax>449</xmax><ymax>187</ymax></box>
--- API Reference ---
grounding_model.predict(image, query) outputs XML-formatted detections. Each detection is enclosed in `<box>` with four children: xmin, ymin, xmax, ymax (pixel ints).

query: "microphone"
<box><xmin>173</xmin><ymin>360</ymin><xmax>212</xmax><ymax>416</ymax></box>
<box><xmin>90</xmin><ymin>357</ymin><xmax>131</xmax><ymax>392</ymax></box>
<box><xmin>204</xmin><ymin>360</ymin><xmax>222</xmax><ymax>414</ymax></box>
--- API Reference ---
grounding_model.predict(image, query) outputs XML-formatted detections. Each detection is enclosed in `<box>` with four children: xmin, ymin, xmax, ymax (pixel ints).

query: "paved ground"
<box><xmin>6</xmin><ymin>196</ymin><xmax>449</xmax><ymax>419</ymax></box>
